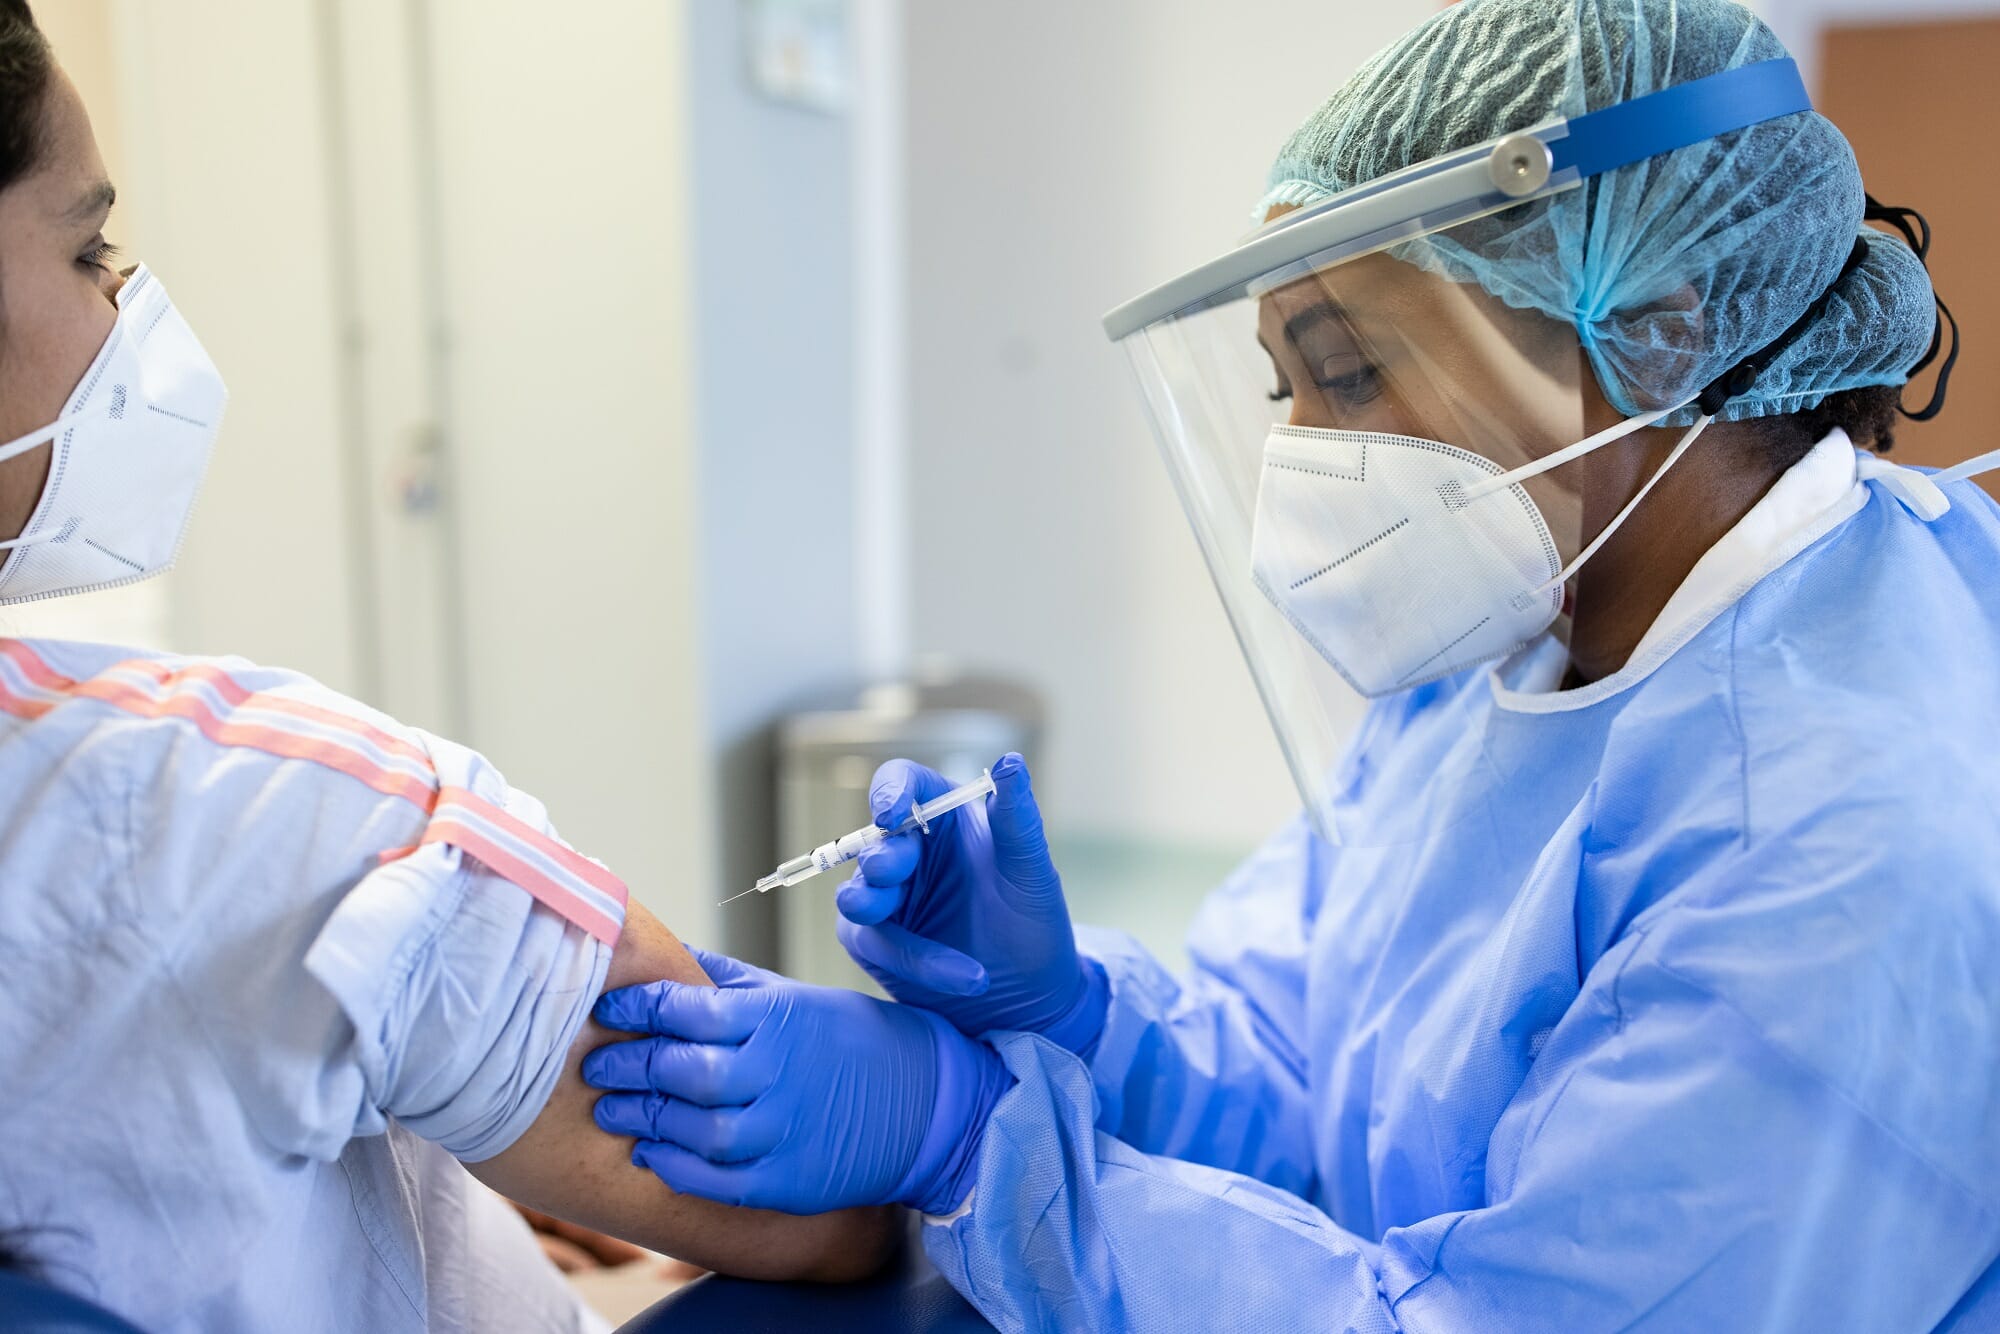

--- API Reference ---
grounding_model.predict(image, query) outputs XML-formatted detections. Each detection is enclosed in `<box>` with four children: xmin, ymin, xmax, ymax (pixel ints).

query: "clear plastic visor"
<box><xmin>1121</xmin><ymin>213</ymin><xmax>1655</xmax><ymax>848</ymax></box>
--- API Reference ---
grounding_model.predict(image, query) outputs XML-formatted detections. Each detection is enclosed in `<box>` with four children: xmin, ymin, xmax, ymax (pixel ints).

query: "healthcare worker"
<box><xmin>585</xmin><ymin>0</ymin><xmax>2000</xmax><ymax>1329</ymax></box>
<box><xmin>0</xmin><ymin>3</ymin><xmax>900</xmax><ymax>1328</ymax></box>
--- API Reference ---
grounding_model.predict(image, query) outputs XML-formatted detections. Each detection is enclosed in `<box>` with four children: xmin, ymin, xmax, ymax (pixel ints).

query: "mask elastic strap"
<box><xmin>0</xmin><ymin>527</ymin><xmax>64</xmax><ymax>553</ymax></box>
<box><xmin>1523</xmin><ymin>413</ymin><xmax>1715</xmax><ymax>599</ymax></box>
<box><xmin>0</xmin><ymin>400</ymin><xmax>109</xmax><ymax>469</ymax></box>
<box><xmin>1459</xmin><ymin>400</ymin><xmax>1689</xmax><ymax>503</ymax></box>
<box><xmin>0</xmin><ymin>402</ymin><xmax>114</xmax><ymax>553</ymax></box>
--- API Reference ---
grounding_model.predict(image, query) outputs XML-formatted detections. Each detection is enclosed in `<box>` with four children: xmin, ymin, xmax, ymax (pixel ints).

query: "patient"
<box><xmin>0</xmin><ymin>4</ymin><xmax>895</xmax><ymax>1330</ymax></box>
<box><xmin>0</xmin><ymin>638</ymin><xmax>901</xmax><ymax>1332</ymax></box>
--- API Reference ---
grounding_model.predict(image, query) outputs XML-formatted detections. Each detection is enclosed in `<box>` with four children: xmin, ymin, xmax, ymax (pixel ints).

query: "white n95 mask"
<box><xmin>1249</xmin><ymin>403</ymin><xmax>1710</xmax><ymax>698</ymax></box>
<box><xmin>0</xmin><ymin>265</ymin><xmax>226</xmax><ymax>605</ymax></box>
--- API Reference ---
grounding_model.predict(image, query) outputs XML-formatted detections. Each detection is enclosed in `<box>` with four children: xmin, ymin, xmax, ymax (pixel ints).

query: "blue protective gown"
<box><xmin>923</xmin><ymin>437</ymin><xmax>2000</xmax><ymax>1331</ymax></box>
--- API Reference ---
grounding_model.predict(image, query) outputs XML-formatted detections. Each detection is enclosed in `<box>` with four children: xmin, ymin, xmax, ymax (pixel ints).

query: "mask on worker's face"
<box><xmin>0</xmin><ymin>264</ymin><xmax>227</xmax><ymax>605</ymax></box>
<box><xmin>1247</xmin><ymin>400</ymin><xmax>1705</xmax><ymax>699</ymax></box>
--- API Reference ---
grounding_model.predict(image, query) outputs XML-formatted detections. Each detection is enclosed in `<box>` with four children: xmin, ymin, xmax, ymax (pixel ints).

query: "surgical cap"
<box><xmin>1259</xmin><ymin>0</ymin><xmax>1938</xmax><ymax>425</ymax></box>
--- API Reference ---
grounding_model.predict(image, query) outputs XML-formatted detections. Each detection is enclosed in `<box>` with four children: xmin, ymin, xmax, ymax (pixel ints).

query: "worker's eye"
<box><xmin>1268</xmin><ymin>374</ymin><xmax>1292</xmax><ymax>403</ymax></box>
<box><xmin>77</xmin><ymin>238</ymin><xmax>121</xmax><ymax>274</ymax></box>
<box><xmin>1314</xmin><ymin>360</ymin><xmax>1383</xmax><ymax>408</ymax></box>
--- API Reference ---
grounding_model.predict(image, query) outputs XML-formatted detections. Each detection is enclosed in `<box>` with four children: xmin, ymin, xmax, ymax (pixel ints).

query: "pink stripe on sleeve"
<box><xmin>435</xmin><ymin>786</ymin><xmax>630</xmax><ymax>908</ymax></box>
<box><xmin>72</xmin><ymin>676</ymin><xmax>442</xmax><ymax>808</ymax></box>
<box><xmin>115</xmin><ymin>658</ymin><xmax>433</xmax><ymax>765</ymax></box>
<box><xmin>420</xmin><ymin>815</ymin><xmax>625</xmax><ymax>945</ymax></box>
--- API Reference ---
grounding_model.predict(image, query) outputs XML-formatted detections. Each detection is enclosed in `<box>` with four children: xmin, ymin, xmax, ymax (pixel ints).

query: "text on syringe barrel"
<box><xmin>809</xmin><ymin>825</ymin><xmax>888</xmax><ymax>873</ymax></box>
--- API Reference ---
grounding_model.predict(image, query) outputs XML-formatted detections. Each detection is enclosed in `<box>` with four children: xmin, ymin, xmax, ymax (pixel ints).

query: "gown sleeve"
<box><xmin>1075</xmin><ymin>812</ymin><xmax>1328</xmax><ymax>1197</ymax></box>
<box><xmin>926</xmin><ymin>855</ymin><xmax>1999</xmax><ymax>1334</ymax></box>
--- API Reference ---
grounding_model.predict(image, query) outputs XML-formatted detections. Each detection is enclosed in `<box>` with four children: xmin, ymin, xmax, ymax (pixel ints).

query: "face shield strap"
<box><xmin>1546</xmin><ymin>57</ymin><xmax>1811</xmax><ymax>180</ymax></box>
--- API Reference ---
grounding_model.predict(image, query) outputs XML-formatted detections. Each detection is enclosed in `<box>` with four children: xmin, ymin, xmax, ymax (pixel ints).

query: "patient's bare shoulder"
<box><xmin>464</xmin><ymin>902</ymin><xmax>901</xmax><ymax>1282</ymax></box>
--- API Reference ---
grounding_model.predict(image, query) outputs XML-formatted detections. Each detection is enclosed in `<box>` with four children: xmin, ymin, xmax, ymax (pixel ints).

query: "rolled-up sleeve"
<box><xmin>149</xmin><ymin>715</ymin><xmax>628</xmax><ymax>1167</ymax></box>
<box><xmin>304</xmin><ymin>843</ymin><xmax>610</xmax><ymax>1161</ymax></box>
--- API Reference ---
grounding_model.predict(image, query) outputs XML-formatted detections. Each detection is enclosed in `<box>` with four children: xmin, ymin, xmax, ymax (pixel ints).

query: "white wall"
<box><xmin>414</xmin><ymin>0</ymin><xmax>714</xmax><ymax>929</ymax></box>
<box><xmin>902</xmin><ymin>0</ymin><xmax>1433</xmax><ymax>853</ymax></box>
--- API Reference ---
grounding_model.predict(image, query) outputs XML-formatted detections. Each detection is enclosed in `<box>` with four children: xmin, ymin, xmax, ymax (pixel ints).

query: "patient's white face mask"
<box><xmin>0</xmin><ymin>264</ymin><xmax>226</xmax><ymax>605</ymax></box>
<box><xmin>1249</xmin><ymin>399</ymin><xmax>1709</xmax><ymax>697</ymax></box>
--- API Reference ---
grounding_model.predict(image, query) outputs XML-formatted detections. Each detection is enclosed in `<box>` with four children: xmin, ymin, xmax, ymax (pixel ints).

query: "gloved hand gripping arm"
<box><xmin>585</xmin><ymin>949</ymin><xmax>1014</xmax><ymax>1218</ymax></box>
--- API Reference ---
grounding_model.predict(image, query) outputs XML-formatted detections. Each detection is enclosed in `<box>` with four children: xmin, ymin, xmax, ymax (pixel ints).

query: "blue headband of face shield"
<box><xmin>1106</xmin><ymin>58</ymin><xmax>1815</xmax><ymax>346</ymax></box>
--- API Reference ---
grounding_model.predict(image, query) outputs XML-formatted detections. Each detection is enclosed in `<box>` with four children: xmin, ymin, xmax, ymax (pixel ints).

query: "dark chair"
<box><xmin>617</xmin><ymin>1214</ymin><xmax>994</xmax><ymax>1333</ymax></box>
<box><xmin>0</xmin><ymin>1271</ymin><xmax>148</xmax><ymax>1333</ymax></box>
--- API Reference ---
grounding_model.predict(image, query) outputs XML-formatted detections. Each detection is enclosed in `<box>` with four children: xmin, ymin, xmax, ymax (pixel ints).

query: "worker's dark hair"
<box><xmin>0</xmin><ymin>0</ymin><xmax>48</xmax><ymax>199</ymax></box>
<box><xmin>1753</xmin><ymin>383</ymin><xmax>1903</xmax><ymax>469</ymax></box>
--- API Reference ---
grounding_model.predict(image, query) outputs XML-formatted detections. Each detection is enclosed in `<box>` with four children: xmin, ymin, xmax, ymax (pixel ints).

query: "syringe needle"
<box><xmin>724</xmin><ymin>767</ymin><xmax>1000</xmax><ymax>908</ymax></box>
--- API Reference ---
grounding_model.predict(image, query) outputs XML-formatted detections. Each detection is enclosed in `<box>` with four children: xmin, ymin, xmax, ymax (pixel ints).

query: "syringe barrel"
<box><xmin>809</xmin><ymin>825</ymin><xmax>887</xmax><ymax>875</ymax></box>
<box><xmin>763</xmin><ymin>852</ymin><xmax>817</xmax><ymax>889</ymax></box>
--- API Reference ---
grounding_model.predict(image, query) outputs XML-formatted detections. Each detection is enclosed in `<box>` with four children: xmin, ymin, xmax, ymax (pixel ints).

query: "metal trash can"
<box><xmin>775</xmin><ymin>675</ymin><xmax>1041</xmax><ymax>990</ymax></box>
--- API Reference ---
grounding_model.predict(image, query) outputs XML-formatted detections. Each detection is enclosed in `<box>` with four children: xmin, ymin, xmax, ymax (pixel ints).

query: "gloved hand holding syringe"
<box><xmin>721</xmin><ymin>768</ymin><xmax>997</xmax><ymax>906</ymax></box>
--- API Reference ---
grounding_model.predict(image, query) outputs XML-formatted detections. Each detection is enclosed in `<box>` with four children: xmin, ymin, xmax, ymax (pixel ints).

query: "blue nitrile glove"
<box><xmin>834</xmin><ymin>752</ymin><xmax>1108</xmax><ymax>1053</ymax></box>
<box><xmin>584</xmin><ymin>947</ymin><xmax>1012</xmax><ymax>1217</ymax></box>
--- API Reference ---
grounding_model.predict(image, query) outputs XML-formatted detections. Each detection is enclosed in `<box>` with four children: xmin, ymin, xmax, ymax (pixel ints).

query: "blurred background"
<box><xmin>18</xmin><ymin>0</ymin><xmax>1995</xmax><ymax>979</ymax></box>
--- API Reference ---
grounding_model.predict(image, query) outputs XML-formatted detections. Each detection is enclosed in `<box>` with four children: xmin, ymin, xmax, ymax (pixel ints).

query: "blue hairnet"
<box><xmin>1259</xmin><ymin>0</ymin><xmax>1938</xmax><ymax>425</ymax></box>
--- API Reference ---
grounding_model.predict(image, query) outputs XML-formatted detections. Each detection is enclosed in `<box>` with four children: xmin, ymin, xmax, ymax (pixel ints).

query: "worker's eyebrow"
<box><xmin>61</xmin><ymin>179</ymin><xmax>116</xmax><ymax>224</ymax></box>
<box><xmin>1282</xmin><ymin>302</ymin><xmax>1349</xmax><ymax>349</ymax></box>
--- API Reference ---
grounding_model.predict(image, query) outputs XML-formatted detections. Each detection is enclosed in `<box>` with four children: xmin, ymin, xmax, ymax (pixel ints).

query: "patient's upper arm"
<box><xmin>462</xmin><ymin>901</ymin><xmax>900</xmax><ymax>1282</ymax></box>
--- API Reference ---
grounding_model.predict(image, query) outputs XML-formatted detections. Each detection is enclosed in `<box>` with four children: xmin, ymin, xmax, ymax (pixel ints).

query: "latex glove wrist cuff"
<box><xmin>1029</xmin><ymin>957</ymin><xmax>1111</xmax><ymax>1057</ymax></box>
<box><xmin>897</xmin><ymin>1010</ymin><xmax>1015</xmax><ymax>1217</ymax></box>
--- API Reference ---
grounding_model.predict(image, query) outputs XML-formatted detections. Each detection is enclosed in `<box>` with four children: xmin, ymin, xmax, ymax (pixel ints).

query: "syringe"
<box><xmin>722</xmin><ymin>769</ymin><xmax>997</xmax><ymax>906</ymax></box>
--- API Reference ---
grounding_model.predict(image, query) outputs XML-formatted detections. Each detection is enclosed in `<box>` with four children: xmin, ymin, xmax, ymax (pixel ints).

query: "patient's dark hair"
<box><xmin>0</xmin><ymin>0</ymin><xmax>48</xmax><ymax>199</ymax></box>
